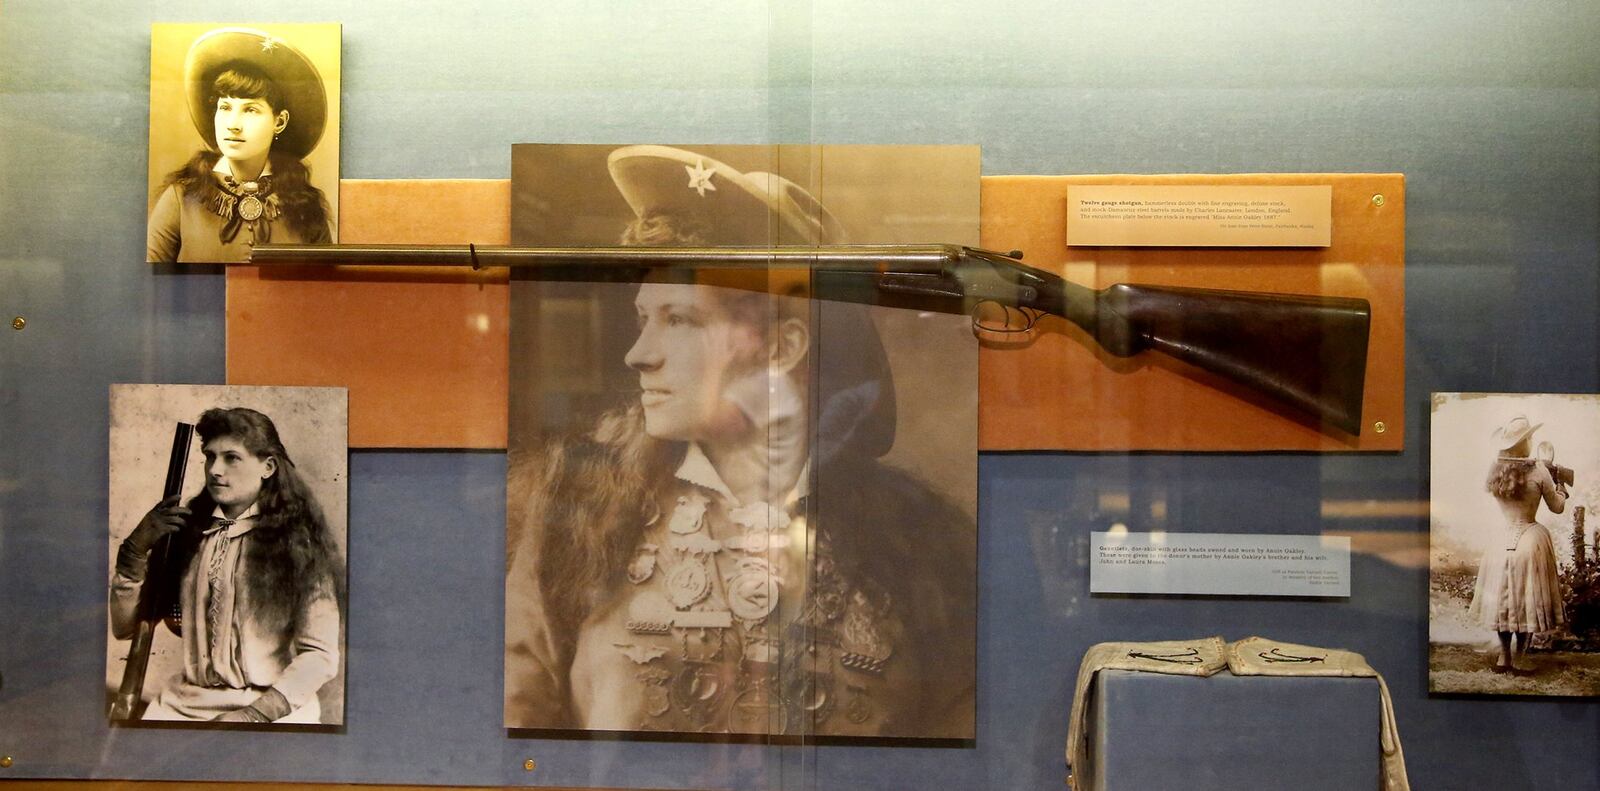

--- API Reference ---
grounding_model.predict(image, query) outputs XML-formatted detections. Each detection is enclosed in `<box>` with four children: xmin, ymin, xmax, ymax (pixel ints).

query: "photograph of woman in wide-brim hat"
<box><xmin>146</xmin><ymin>24</ymin><xmax>340</xmax><ymax>264</ymax></box>
<box><xmin>1468</xmin><ymin>414</ymin><xmax>1569</xmax><ymax>674</ymax></box>
<box><xmin>504</xmin><ymin>145</ymin><xmax>977</xmax><ymax>738</ymax></box>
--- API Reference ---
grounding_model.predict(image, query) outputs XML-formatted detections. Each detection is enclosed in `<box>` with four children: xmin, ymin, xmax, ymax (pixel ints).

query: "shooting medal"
<box><xmin>783</xmin><ymin>669</ymin><xmax>835</xmax><ymax>729</ymax></box>
<box><xmin>236</xmin><ymin>181</ymin><xmax>264</xmax><ymax>222</ymax></box>
<box><xmin>665</xmin><ymin>561</ymin><xmax>711</xmax><ymax>609</ymax></box>
<box><xmin>729</xmin><ymin>682</ymin><xmax>781</xmax><ymax>734</ymax></box>
<box><xmin>844</xmin><ymin>684</ymin><xmax>874</xmax><ymax>725</ymax></box>
<box><xmin>668</xmin><ymin>494</ymin><xmax>707</xmax><ymax>534</ymax></box>
<box><xmin>637</xmin><ymin>666</ymin><xmax>673</xmax><ymax>718</ymax></box>
<box><xmin>670</xmin><ymin>661</ymin><xmax>728</xmax><ymax>727</ymax></box>
<box><xmin>726</xmin><ymin>557</ymin><xmax>781</xmax><ymax>623</ymax></box>
<box><xmin>627</xmin><ymin>543</ymin><xmax>658</xmax><ymax>584</ymax></box>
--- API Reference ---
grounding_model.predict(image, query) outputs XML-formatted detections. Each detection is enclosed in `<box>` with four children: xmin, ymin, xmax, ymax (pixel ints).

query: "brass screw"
<box><xmin>10</xmin><ymin>317</ymin><xmax>23</xmax><ymax>331</ymax></box>
<box><xmin>1</xmin><ymin>756</ymin><xmax>13</xmax><ymax>768</ymax></box>
<box><xmin>1374</xmin><ymin>421</ymin><xmax>1386</xmax><ymax>434</ymax></box>
<box><xmin>1371</xmin><ymin>194</ymin><xmax>1385</xmax><ymax>207</ymax></box>
<box><xmin>522</xmin><ymin>759</ymin><xmax>536</xmax><ymax>772</ymax></box>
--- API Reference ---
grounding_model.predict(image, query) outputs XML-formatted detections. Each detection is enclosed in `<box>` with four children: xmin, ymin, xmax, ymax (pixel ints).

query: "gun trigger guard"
<box><xmin>969</xmin><ymin>300</ymin><xmax>1040</xmax><ymax>347</ymax></box>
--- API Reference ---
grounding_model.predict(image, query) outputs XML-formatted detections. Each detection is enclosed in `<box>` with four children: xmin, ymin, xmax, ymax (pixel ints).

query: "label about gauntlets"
<box><xmin>1091</xmin><ymin>531</ymin><xmax>1350</xmax><ymax>597</ymax></box>
<box><xmin>1067</xmin><ymin>185</ymin><xmax>1332</xmax><ymax>247</ymax></box>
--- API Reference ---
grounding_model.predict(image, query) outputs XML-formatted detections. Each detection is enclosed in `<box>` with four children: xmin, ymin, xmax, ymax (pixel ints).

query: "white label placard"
<box><xmin>1091</xmin><ymin>531</ymin><xmax>1350</xmax><ymax>597</ymax></box>
<box><xmin>1066</xmin><ymin>185</ymin><xmax>1332</xmax><ymax>247</ymax></box>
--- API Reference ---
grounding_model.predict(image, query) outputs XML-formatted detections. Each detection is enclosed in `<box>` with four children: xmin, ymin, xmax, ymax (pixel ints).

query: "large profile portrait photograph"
<box><xmin>1429</xmin><ymin>392</ymin><xmax>1600</xmax><ymax>697</ymax></box>
<box><xmin>106</xmin><ymin>384</ymin><xmax>349</xmax><ymax>725</ymax></box>
<box><xmin>503</xmin><ymin>144</ymin><xmax>980</xmax><ymax>739</ymax></box>
<box><xmin>146</xmin><ymin>23</ymin><xmax>341</xmax><ymax>264</ymax></box>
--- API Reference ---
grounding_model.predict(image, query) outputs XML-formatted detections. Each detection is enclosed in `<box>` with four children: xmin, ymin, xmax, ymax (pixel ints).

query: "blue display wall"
<box><xmin>2</xmin><ymin>1</ymin><xmax>1597</xmax><ymax>788</ymax></box>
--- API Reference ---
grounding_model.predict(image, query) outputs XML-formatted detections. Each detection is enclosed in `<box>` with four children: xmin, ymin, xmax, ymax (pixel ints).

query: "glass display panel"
<box><xmin>1</xmin><ymin>1</ymin><xmax>1598</xmax><ymax>789</ymax></box>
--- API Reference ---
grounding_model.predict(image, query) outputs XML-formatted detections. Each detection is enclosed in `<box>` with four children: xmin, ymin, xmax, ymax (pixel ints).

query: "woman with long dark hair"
<box><xmin>1469</xmin><ymin>414</ymin><xmax>1568</xmax><ymax>674</ymax></box>
<box><xmin>147</xmin><ymin>28</ymin><xmax>331</xmax><ymax>263</ymax></box>
<box><xmin>111</xmin><ymin>407</ymin><xmax>342</xmax><ymax>722</ymax></box>
<box><xmin>504</xmin><ymin>147</ymin><xmax>975</xmax><ymax>736</ymax></box>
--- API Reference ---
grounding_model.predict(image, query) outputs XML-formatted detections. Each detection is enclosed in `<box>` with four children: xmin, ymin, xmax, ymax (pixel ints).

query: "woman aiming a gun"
<box><xmin>1469</xmin><ymin>415</ymin><xmax>1569</xmax><ymax>676</ymax></box>
<box><xmin>110</xmin><ymin>407</ymin><xmax>342</xmax><ymax>722</ymax></box>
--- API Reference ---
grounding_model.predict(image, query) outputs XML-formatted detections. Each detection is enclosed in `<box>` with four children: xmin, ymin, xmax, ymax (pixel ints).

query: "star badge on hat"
<box><xmin>685</xmin><ymin>158</ymin><xmax>717</xmax><ymax>197</ymax></box>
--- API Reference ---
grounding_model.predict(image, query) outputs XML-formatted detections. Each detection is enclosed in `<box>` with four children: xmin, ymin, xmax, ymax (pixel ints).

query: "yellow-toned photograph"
<box><xmin>146</xmin><ymin>23</ymin><xmax>341</xmax><ymax>264</ymax></box>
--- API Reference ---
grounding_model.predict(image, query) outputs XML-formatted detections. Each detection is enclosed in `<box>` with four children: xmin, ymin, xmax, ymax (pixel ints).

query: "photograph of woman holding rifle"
<box><xmin>108</xmin><ymin>388</ymin><xmax>347</xmax><ymax>724</ymax></box>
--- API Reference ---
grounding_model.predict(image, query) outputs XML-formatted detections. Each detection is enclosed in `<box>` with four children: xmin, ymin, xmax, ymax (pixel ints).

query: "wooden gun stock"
<box><xmin>1083</xmin><ymin>284</ymin><xmax>1371</xmax><ymax>435</ymax></box>
<box><xmin>109</xmin><ymin>422</ymin><xmax>194</xmax><ymax>721</ymax></box>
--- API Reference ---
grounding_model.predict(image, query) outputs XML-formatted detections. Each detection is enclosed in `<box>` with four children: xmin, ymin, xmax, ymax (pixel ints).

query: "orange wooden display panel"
<box><xmin>227</xmin><ymin>175</ymin><xmax>1402</xmax><ymax>451</ymax></box>
<box><xmin>978</xmin><ymin>174</ymin><xmax>1405</xmax><ymax>451</ymax></box>
<box><xmin>226</xmin><ymin>179</ymin><xmax>511</xmax><ymax>448</ymax></box>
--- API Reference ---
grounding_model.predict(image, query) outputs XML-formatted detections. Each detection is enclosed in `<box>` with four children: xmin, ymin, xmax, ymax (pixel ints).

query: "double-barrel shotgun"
<box><xmin>109</xmin><ymin>422</ymin><xmax>194</xmax><ymax>721</ymax></box>
<box><xmin>248</xmin><ymin>243</ymin><xmax>1372</xmax><ymax>434</ymax></box>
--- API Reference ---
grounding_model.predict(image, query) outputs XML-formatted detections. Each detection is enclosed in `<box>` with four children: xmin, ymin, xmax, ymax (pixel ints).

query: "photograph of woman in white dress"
<box><xmin>1467</xmin><ymin>415</ymin><xmax>1568</xmax><ymax>674</ymax></box>
<box><xmin>107</xmin><ymin>384</ymin><xmax>348</xmax><ymax>723</ymax></box>
<box><xmin>1429</xmin><ymin>393</ymin><xmax>1600</xmax><ymax>696</ymax></box>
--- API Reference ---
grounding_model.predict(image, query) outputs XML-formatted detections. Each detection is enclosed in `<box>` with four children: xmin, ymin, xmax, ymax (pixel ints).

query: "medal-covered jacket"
<box><xmin>505</xmin><ymin>409</ymin><xmax>976</xmax><ymax>738</ymax></box>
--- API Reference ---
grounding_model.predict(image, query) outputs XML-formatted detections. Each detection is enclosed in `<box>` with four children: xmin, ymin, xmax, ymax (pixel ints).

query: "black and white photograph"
<box><xmin>146</xmin><ymin>23</ymin><xmax>341</xmax><ymax>264</ymax></box>
<box><xmin>503</xmin><ymin>144</ymin><xmax>980</xmax><ymax>738</ymax></box>
<box><xmin>1429</xmin><ymin>392</ymin><xmax>1600</xmax><ymax>696</ymax></box>
<box><xmin>107</xmin><ymin>384</ymin><xmax>348</xmax><ymax>724</ymax></box>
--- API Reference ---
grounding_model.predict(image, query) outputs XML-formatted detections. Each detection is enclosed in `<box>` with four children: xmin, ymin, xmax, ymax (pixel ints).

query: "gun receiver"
<box><xmin>250</xmin><ymin>243</ymin><xmax>1372</xmax><ymax>434</ymax></box>
<box><xmin>109</xmin><ymin>422</ymin><xmax>194</xmax><ymax>721</ymax></box>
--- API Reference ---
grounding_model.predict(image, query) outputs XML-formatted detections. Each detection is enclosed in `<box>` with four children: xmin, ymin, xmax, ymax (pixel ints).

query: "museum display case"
<box><xmin>2</xmin><ymin>1</ymin><xmax>1598</xmax><ymax>789</ymax></box>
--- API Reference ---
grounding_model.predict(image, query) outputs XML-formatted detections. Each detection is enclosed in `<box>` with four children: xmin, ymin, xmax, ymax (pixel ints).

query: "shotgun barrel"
<box><xmin>109</xmin><ymin>422</ymin><xmax>194</xmax><ymax>721</ymax></box>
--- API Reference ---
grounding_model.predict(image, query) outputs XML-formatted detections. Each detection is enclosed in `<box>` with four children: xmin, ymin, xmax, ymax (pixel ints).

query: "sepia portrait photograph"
<box><xmin>503</xmin><ymin>144</ymin><xmax>980</xmax><ymax>738</ymax></box>
<box><xmin>107</xmin><ymin>383</ymin><xmax>348</xmax><ymax>725</ymax></box>
<box><xmin>147</xmin><ymin>23</ymin><xmax>341</xmax><ymax>264</ymax></box>
<box><xmin>1429</xmin><ymin>392</ymin><xmax>1600</xmax><ymax>696</ymax></box>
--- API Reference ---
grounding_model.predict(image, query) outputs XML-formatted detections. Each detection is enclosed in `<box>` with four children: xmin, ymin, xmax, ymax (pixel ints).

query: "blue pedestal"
<box><xmin>1092</xmin><ymin>670</ymin><xmax>1380</xmax><ymax>791</ymax></box>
